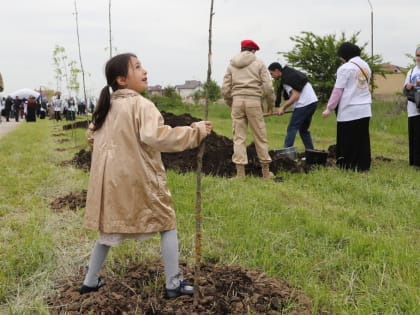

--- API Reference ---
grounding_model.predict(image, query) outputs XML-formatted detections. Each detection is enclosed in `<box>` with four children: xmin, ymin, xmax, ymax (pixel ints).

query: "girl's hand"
<box><xmin>204</xmin><ymin>121</ymin><xmax>212</xmax><ymax>134</ymax></box>
<box><xmin>406</xmin><ymin>83</ymin><xmax>414</xmax><ymax>90</ymax></box>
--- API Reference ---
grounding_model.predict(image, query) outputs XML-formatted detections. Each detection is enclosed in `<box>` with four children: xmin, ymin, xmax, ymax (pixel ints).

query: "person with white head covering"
<box><xmin>322</xmin><ymin>42</ymin><xmax>372</xmax><ymax>171</ymax></box>
<box><xmin>403</xmin><ymin>46</ymin><xmax>420</xmax><ymax>167</ymax></box>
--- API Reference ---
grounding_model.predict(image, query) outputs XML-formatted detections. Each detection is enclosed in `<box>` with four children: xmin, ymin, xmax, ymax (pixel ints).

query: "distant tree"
<box><xmin>52</xmin><ymin>45</ymin><xmax>81</xmax><ymax>97</ymax></box>
<box><xmin>162</xmin><ymin>86</ymin><xmax>178</xmax><ymax>98</ymax></box>
<box><xmin>68</xmin><ymin>60</ymin><xmax>81</xmax><ymax>95</ymax></box>
<box><xmin>281</xmin><ymin>31</ymin><xmax>383</xmax><ymax>103</ymax></box>
<box><xmin>52</xmin><ymin>45</ymin><xmax>68</xmax><ymax>93</ymax></box>
<box><xmin>151</xmin><ymin>86</ymin><xmax>183</xmax><ymax>109</ymax></box>
<box><xmin>202</xmin><ymin>79</ymin><xmax>221</xmax><ymax>103</ymax></box>
<box><xmin>193</xmin><ymin>90</ymin><xmax>202</xmax><ymax>104</ymax></box>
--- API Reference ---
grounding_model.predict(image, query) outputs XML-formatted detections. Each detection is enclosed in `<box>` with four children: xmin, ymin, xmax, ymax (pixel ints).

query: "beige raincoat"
<box><xmin>84</xmin><ymin>89</ymin><xmax>207</xmax><ymax>234</ymax></box>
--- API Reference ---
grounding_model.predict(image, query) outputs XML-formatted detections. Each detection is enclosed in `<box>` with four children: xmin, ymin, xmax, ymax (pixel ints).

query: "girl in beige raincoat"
<box><xmin>80</xmin><ymin>53</ymin><xmax>212</xmax><ymax>299</ymax></box>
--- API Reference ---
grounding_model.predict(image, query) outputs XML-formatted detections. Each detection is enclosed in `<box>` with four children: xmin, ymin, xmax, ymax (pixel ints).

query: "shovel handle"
<box><xmin>264</xmin><ymin>111</ymin><xmax>294</xmax><ymax>117</ymax></box>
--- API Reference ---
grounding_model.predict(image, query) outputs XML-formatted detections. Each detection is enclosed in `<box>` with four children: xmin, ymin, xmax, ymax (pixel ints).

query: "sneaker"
<box><xmin>164</xmin><ymin>280</ymin><xmax>194</xmax><ymax>299</ymax></box>
<box><xmin>79</xmin><ymin>278</ymin><xmax>106</xmax><ymax>295</ymax></box>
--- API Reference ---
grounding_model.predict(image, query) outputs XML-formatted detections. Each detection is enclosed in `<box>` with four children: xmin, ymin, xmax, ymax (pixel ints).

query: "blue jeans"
<box><xmin>284</xmin><ymin>102</ymin><xmax>317</xmax><ymax>149</ymax></box>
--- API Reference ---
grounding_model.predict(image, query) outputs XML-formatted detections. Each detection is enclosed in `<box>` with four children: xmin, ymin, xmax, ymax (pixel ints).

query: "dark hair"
<box><xmin>268</xmin><ymin>62</ymin><xmax>283</xmax><ymax>71</ymax></box>
<box><xmin>337</xmin><ymin>42</ymin><xmax>361</xmax><ymax>62</ymax></box>
<box><xmin>92</xmin><ymin>53</ymin><xmax>137</xmax><ymax>130</ymax></box>
<box><xmin>241</xmin><ymin>47</ymin><xmax>254</xmax><ymax>52</ymax></box>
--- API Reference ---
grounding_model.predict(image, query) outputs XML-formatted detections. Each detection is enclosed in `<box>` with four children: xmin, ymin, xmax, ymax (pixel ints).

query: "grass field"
<box><xmin>0</xmin><ymin>100</ymin><xmax>419</xmax><ymax>314</ymax></box>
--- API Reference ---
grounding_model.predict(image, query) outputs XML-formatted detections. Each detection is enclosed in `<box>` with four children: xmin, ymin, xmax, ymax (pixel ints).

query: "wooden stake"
<box><xmin>193</xmin><ymin>0</ymin><xmax>214</xmax><ymax>307</ymax></box>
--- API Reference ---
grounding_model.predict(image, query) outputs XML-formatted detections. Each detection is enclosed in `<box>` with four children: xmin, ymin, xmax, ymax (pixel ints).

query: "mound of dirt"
<box><xmin>66</xmin><ymin>112</ymin><xmax>322</xmax><ymax>177</ymax></box>
<box><xmin>50</xmin><ymin>190</ymin><xmax>87</xmax><ymax>211</ymax></box>
<box><xmin>72</xmin><ymin>149</ymin><xmax>92</xmax><ymax>171</ymax></box>
<box><xmin>46</xmin><ymin>262</ymin><xmax>312</xmax><ymax>315</ymax></box>
<box><xmin>63</xmin><ymin>120</ymin><xmax>90</xmax><ymax>130</ymax></box>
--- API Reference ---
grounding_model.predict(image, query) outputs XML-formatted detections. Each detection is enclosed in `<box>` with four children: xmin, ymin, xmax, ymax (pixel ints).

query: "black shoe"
<box><xmin>79</xmin><ymin>278</ymin><xmax>106</xmax><ymax>295</ymax></box>
<box><xmin>164</xmin><ymin>280</ymin><xmax>194</xmax><ymax>299</ymax></box>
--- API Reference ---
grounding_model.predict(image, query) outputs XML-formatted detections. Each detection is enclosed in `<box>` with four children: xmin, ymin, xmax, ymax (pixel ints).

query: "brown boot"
<box><xmin>261</xmin><ymin>163</ymin><xmax>274</xmax><ymax>179</ymax></box>
<box><xmin>235</xmin><ymin>164</ymin><xmax>245</xmax><ymax>178</ymax></box>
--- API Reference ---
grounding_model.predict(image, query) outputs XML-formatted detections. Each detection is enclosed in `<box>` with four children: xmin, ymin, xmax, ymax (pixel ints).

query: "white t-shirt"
<box><xmin>53</xmin><ymin>98</ymin><xmax>62</xmax><ymax>111</ymax></box>
<box><xmin>283</xmin><ymin>82</ymin><xmax>318</xmax><ymax>109</ymax></box>
<box><xmin>404</xmin><ymin>65</ymin><xmax>420</xmax><ymax>118</ymax></box>
<box><xmin>335</xmin><ymin>56</ymin><xmax>372</xmax><ymax>122</ymax></box>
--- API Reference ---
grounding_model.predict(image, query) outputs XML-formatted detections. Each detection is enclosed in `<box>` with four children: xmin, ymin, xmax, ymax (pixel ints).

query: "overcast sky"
<box><xmin>1</xmin><ymin>0</ymin><xmax>419</xmax><ymax>99</ymax></box>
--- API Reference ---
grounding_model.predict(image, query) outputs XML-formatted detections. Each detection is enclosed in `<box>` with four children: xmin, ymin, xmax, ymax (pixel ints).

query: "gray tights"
<box><xmin>83</xmin><ymin>229</ymin><xmax>181</xmax><ymax>289</ymax></box>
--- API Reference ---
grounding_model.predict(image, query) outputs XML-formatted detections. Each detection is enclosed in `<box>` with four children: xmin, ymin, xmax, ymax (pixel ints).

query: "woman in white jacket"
<box><xmin>322</xmin><ymin>42</ymin><xmax>372</xmax><ymax>171</ymax></box>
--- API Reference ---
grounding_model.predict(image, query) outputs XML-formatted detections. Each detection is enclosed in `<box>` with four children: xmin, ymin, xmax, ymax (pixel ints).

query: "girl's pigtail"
<box><xmin>92</xmin><ymin>85</ymin><xmax>112</xmax><ymax>131</ymax></box>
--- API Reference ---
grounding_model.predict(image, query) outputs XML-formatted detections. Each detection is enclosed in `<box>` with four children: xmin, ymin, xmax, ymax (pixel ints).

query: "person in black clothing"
<box><xmin>26</xmin><ymin>96</ymin><xmax>37</xmax><ymax>122</ymax></box>
<box><xmin>13</xmin><ymin>96</ymin><xmax>22</xmax><ymax>122</ymax></box>
<box><xmin>4</xmin><ymin>96</ymin><xmax>13</xmax><ymax>121</ymax></box>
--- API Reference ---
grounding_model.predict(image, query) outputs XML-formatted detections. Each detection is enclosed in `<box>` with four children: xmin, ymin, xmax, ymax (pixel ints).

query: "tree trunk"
<box><xmin>193</xmin><ymin>0</ymin><xmax>214</xmax><ymax>307</ymax></box>
<box><xmin>73</xmin><ymin>0</ymin><xmax>87</xmax><ymax>107</ymax></box>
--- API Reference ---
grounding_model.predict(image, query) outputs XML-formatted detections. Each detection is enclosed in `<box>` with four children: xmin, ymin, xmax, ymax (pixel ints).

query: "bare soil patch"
<box><xmin>46</xmin><ymin>262</ymin><xmax>312</xmax><ymax>315</ymax></box>
<box><xmin>65</xmin><ymin>112</ymin><xmax>333</xmax><ymax>176</ymax></box>
<box><xmin>50</xmin><ymin>190</ymin><xmax>87</xmax><ymax>211</ymax></box>
<box><xmin>63</xmin><ymin>120</ymin><xmax>90</xmax><ymax>130</ymax></box>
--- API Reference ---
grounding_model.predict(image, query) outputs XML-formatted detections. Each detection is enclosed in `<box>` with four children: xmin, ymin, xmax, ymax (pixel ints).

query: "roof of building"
<box><xmin>175</xmin><ymin>80</ymin><xmax>202</xmax><ymax>89</ymax></box>
<box><xmin>380</xmin><ymin>63</ymin><xmax>406</xmax><ymax>73</ymax></box>
<box><xmin>147</xmin><ymin>85</ymin><xmax>163</xmax><ymax>91</ymax></box>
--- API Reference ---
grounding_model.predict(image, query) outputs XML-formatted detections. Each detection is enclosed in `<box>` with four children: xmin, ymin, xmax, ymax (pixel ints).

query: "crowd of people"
<box><xmin>0</xmin><ymin>94</ymin><xmax>94</xmax><ymax>123</ymax></box>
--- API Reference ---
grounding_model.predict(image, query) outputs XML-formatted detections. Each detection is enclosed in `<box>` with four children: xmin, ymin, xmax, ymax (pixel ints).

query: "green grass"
<box><xmin>0</xmin><ymin>102</ymin><xmax>419</xmax><ymax>314</ymax></box>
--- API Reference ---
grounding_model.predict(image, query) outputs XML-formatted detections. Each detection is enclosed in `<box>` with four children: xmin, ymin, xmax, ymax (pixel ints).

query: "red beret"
<box><xmin>241</xmin><ymin>39</ymin><xmax>260</xmax><ymax>51</ymax></box>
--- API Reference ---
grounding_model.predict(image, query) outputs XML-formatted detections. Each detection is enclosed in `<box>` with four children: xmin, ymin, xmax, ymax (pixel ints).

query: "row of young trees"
<box><xmin>52</xmin><ymin>2</ymin><xmax>385</xmax><ymax>105</ymax></box>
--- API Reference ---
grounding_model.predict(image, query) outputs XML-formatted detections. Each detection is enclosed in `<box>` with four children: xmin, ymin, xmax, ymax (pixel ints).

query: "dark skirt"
<box><xmin>26</xmin><ymin>107</ymin><xmax>36</xmax><ymax>122</ymax></box>
<box><xmin>408</xmin><ymin>115</ymin><xmax>420</xmax><ymax>166</ymax></box>
<box><xmin>336</xmin><ymin>117</ymin><xmax>371</xmax><ymax>171</ymax></box>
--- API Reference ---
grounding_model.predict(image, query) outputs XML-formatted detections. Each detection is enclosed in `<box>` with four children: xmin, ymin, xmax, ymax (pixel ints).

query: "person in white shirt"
<box><xmin>268</xmin><ymin>62</ymin><xmax>318</xmax><ymax>150</ymax></box>
<box><xmin>322</xmin><ymin>42</ymin><xmax>372</xmax><ymax>171</ymax></box>
<box><xmin>403</xmin><ymin>46</ymin><xmax>420</xmax><ymax>167</ymax></box>
<box><xmin>52</xmin><ymin>95</ymin><xmax>62</xmax><ymax>121</ymax></box>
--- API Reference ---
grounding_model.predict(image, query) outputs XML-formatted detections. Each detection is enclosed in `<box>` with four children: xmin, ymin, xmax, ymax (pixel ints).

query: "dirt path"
<box><xmin>0</xmin><ymin>117</ymin><xmax>22</xmax><ymax>138</ymax></box>
<box><xmin>0</xmin><ymin>120</ymin><xmax>21</xmax><ymax>139</ymax></box>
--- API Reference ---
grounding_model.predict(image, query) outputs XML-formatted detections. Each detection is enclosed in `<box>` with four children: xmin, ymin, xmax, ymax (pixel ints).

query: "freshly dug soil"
<box><xmin>63</xmin><ymin>120</ymin><xmax>90</xmax><ymax>130</ymax></box>
<box><xmin>71</xmin><ymin>149</ymin><xmax>92</xmax><ymax>172</ymax></box>
<box><xmin>66</xmin><ymin>112</ymin><xmax>326</xmax><ymax>176</ymax></box>
<box><xmin>46</xmin><ymin>261</ymin><xmax>312</xmax><ymax>315</ymax></box>
<box><xmin>50</xmin><ymin>190</ymin><xmax>87</xmax><ymax>211</ymax></box>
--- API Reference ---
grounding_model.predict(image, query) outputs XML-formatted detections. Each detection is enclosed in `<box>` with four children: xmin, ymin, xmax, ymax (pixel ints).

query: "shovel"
<box><xmin>263</xmin><ymin>111</ymin><xmax>294</xmax><ymax>117</ymax></box>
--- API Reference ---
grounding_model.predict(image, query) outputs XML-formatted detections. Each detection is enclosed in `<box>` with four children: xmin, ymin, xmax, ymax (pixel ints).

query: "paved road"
<box><xmin>0</xmin><ymin>120</ymin><xmax>21</xmax><ymax>139</ymax></box>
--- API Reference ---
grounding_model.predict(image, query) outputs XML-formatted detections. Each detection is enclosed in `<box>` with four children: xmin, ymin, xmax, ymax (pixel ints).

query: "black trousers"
<box><xmin>54</xmin><ymin>111</ymin><xmax>61</xmax><ymax>121</ymax></box>
<box><xmin>336</xmin><ymin>117</ymin><xmax>371</xmax><ymax>171</ymax></box>
<box><xmin>408</xmin><ymin>115</ymin><xmax>420</xmax><ymax>167</ymax></box>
